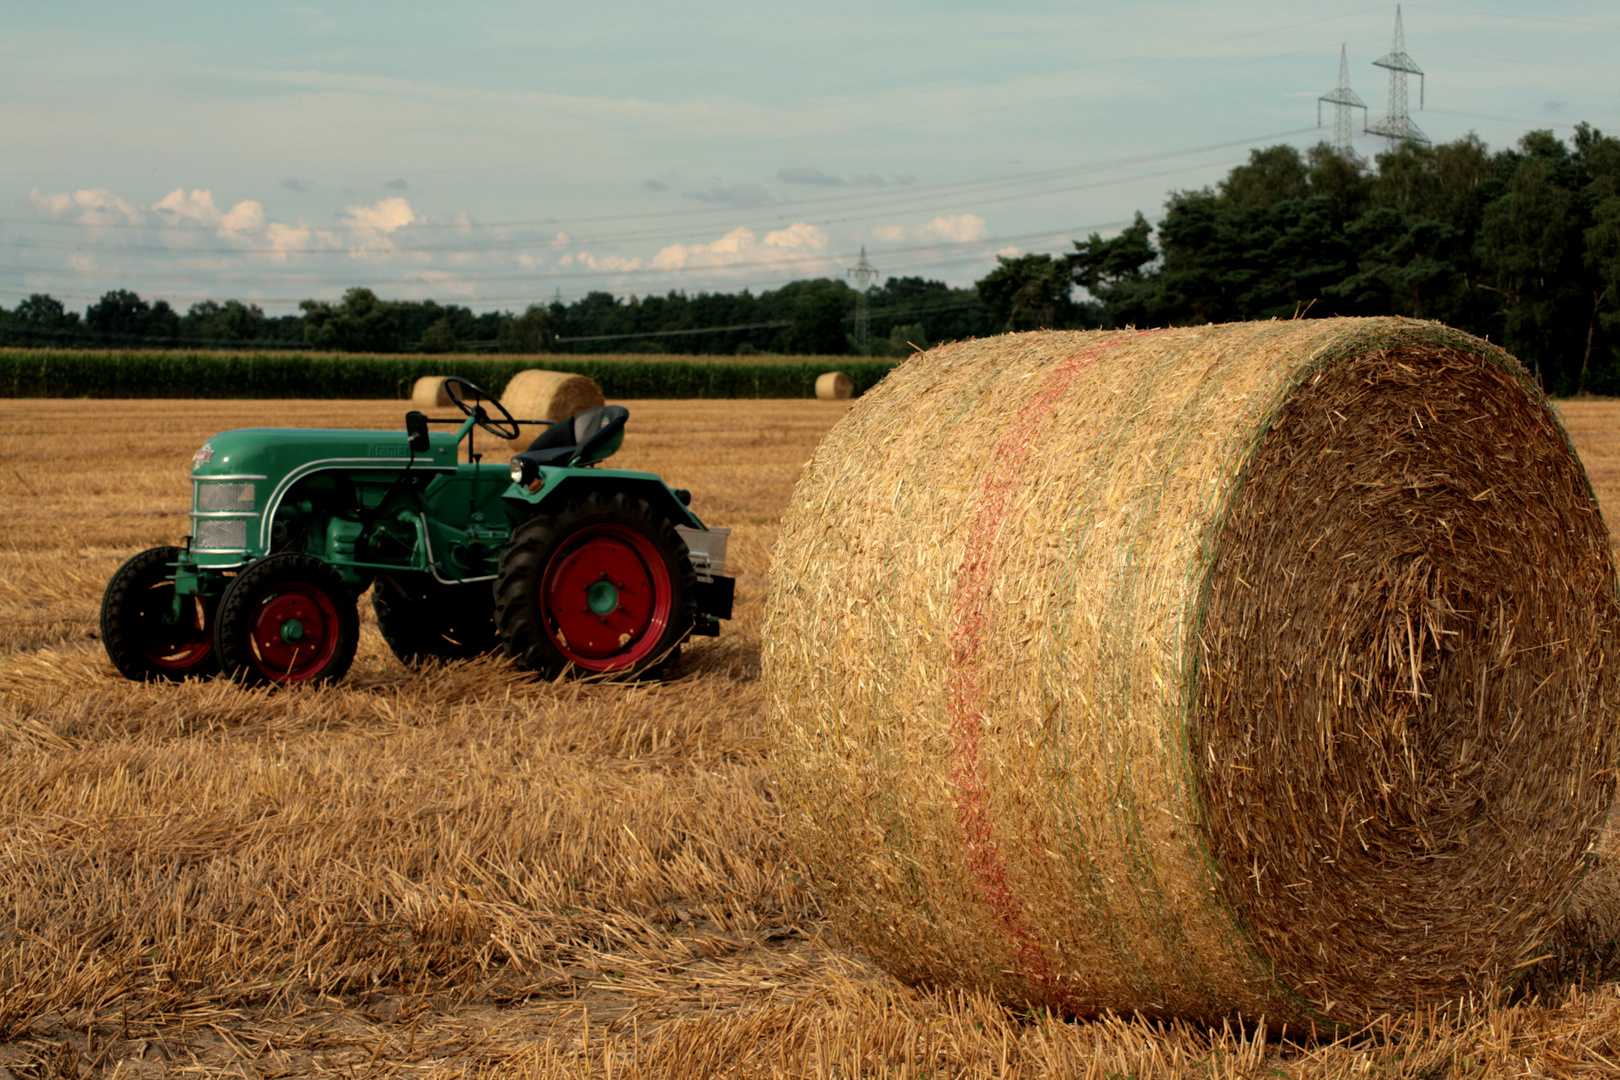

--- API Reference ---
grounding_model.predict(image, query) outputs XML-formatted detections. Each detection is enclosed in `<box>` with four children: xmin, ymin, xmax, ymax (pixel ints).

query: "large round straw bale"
<box><xmin>816</xmin><ymin>371</ymin><xmax>853</xmax><ymax>400</ymax></box>
<box><xmin>410</xmin><ymin>375</ymin><xmax>455</xmax><ymax>409</ymax></box>
<box><xmin>498</xmin><ymin>370</ymin><xmax>605</xmax><ymax>445</ymax></box>
<box><xmin>763</xmin><ymin>318</ymin><xmax>1620</xmax><ymax>1026</ymax></box>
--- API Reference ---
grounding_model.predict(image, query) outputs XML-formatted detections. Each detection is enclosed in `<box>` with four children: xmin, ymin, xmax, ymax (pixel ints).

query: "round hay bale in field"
<box><xmin>763</xmin><ymin>318</ymin><xmax>1620</xmax><ymax>1026</ymax></box>
<box><xmin>498</xmin><ymin>370</ymin><xmax>605</xmax><ymax>445</ymax></box>
<box><xmin>816</xmin><ymin>371</ymin><xmax>853</xmax><ymax>400</ymax></box>
<box><xmin>410</xmin><ymin>375</ymin><xmax>455</xmax><ymax>409</ymax></box>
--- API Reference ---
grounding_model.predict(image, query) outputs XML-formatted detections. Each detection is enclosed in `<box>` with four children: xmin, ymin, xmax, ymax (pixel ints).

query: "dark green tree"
<box><xmin>300</xmin><ymin>287</ymin><xmax>401</xmax><ymax>352</ymax></box>
<box><xmin>182</xmin><ymin>300</ymin><xmax>269</xmax><ymax>345</ymax></box>
<box><xmin>782</xmin><ymin>280</ymin><xmax>851</xmax><ymax>354</ymax></box>
<box><xmin>86</xmin><ymin>289</ymin><xmax>154</xmax><ymax>345</ymax></box>
<box><xmin>1305</xmin><ymin>143</ymin><xmax>1372</xmax><ymax>223</ymax></box>
<box><xmin>1219</xmin><ymin>145</ymin><xmax>1311</xmax><ymax>209</ymax></box>
<box><xmin>977</xmin><ymin>253</ymin><xmax>1086</xmax><ymax>331</ymax></box>
<box><xmin>1069</xmin><ymin>212</ymin><xmax>1158</xmax><ymax>327</ymax></box>
<box><xmin>8</xmin><ymin>293</ymin><xmax>82</xmax><ymax>346</ymax></box>
<box><xmin>420</xmin><ymin>316</ymin><xmax>461</xmax><ymax>353</ymax></box>
<box><xmin>1582</xmin><ymin>195</ymin><xmax>1620</xmax><ymax>388</ymax></box>
<box><xmin>1478</xmin><ymin>151</ymin><xmax>1585</xmax><ymax>388</ymax></box>
<box><xmin>497</xmin><ymin>304</ymin><xmax>556</xmax><ymax>353</ymax></box>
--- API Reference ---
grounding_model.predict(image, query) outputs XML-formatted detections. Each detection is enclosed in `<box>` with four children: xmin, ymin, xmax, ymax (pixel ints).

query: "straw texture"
<box><xmin>763</xmin><ymin>318</ymin><xmax>1620</xmax><ymax>1025</ymax></box>
<box><xmin>499</xmin><ymin>369</ymin><xmax>605</xmax><ymax>443</ymax></box>
<box><xmin>816</xmin><ymin>371</ymin><xmax>853</xmax><ymax>401</ymax></box>
<box><xmin>410</xmin><ymin>374</ymin><xmax>455</xmax><ymax>409</ymax></box>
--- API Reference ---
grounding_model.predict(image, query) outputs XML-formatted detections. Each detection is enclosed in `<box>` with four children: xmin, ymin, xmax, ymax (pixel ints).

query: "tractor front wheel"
<box><xmin>215</xmin><ymin>553</ymin><xmax>359</xmax><ymax>686</ymax></box>
<box><xmin>496</xmin><ymin>492</ymin><xmax>696</xmax><ymax>680</ymax></box>
<box><xmin>100</xmin><ymin>545</ymin><xmax>220</xmax><ymax>681</ymax></box>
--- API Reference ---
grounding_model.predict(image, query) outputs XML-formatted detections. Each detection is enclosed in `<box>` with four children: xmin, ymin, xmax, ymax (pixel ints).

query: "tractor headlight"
<box><xmin>510</xmin><ymin>458</ymin><xmax>535</xmax><ymax>485</ymax></box>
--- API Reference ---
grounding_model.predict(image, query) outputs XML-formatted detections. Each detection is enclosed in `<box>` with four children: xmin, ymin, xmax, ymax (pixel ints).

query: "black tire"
<box><xmin>495</xmin><ymin>491</ymin><xmax>696</xmax><ymax>680</ymax></box>
<box><xmin>100</xmin><ymin>545</ymin><xmax>221</xmax><ymax>682</ymax></box>
<box><xmin>214</xmin><ymin>553</ymin><xmax>360</xmax><ymax>687</ymax></box>
<box><xmin>373</xmin><ymin>573</ymin><xmax>500</xmax><ymax>665</ymax></box>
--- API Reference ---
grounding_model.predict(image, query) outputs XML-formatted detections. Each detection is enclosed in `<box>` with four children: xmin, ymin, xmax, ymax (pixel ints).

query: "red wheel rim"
<box><xmin>135</xmin><ymin>583</ymin><xmax>214</xmax><ymax>671</ymax></box>
<box><xmin>541</xmin><ymin>524</ymin><xmax>673</xmax><ymax>672</ymax></box>
<box><xmin>245</xmin><ymin>583</ymin><xmax>342</xmax><ymax>683</ymax></box>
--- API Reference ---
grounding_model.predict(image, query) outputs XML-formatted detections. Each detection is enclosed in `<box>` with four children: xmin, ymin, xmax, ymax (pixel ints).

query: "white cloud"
<box><xmin>154</xmin><ymin>188</ymin><xmax>221</xmax><ymax>224</ymax></box>
<box><xmin>221</xmin><ymin>201</ymin><xmax>266</xmax><ymax>234</ymax></box>
<box><xmin>579</xmin><ymin>252</ymin><xmax>642</xmax><ymax>272</ymax></box>
<box><xmin>342</xmin><ymin>195</ymin><xmax>415</xmax><ymax>234</ymax></box>
<box><xmin>997</xmin><ymin>245</ymin><xmax>1023</xmax><ymax>259</ymax></box>
<box><xmin>263</xmin><ymin>221</ymin><xmax>339</xmax><ymax>262</ymax></box>
<box><xmin>871</xmin><ymin>216</ymin><xmax>991</xmax><ymax>245</ymax></box>
<box><xmin>917</xmin><ymin>214</ymin><xmax>988</xmax><ymax>243</ymax></box>
<box><xmin>153</xmin><ymin>188</ymin><xmax>265</xmax><ymax>235</ymax></box>
<box><xmin>561</xmin><ymin>251</ymin><xmax>642</xmax><ymax>272</ymax></box>
<box><xmin>651</xmin><ymin>223</ymin><xmax>832</xmax><ymax>274</ymax></box>
<box><xmin>340</xmin><ymin>196</ymin><xmax>416</xmax><ymax>257</ymax></box>
<box><xmin>763</xmin><ymin>223</ymin><xmax>827</xmax><ymax>250</ymax></box>
<box><xmin>651</xmin><ymin>226</ymin><xmax>756</xmax><ymax>271</ymax></box>
<box><xmin>29</xmin><ymin>187</ymin><xmax>146</xmax><ymax>226</ymax></box>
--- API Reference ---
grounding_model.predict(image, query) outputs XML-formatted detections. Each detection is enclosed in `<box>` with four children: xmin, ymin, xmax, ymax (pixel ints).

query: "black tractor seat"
<box><xmin>520</xmin><ymin>405</ymin><xmax>629</xmax><ymax>467</ymax></box>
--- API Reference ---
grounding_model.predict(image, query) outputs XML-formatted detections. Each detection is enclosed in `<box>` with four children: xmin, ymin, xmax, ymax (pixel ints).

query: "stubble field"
<box><xmin>6</xmin><ymin>396</ymin><xmax>1620</xmax><ymax>1078</ymax></box>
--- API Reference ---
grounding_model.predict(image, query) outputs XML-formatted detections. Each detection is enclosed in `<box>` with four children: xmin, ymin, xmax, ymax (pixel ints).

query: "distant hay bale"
<box><xmin>498</xmin><ymin>370</ymin><xmax>605</xmax><ymax>445</ymax></box>
<box><xmin>763</xmin><ymin>318</ymin><xmax>1620</xmax><ymax>1026</ymax></box>
<box><xmin>410</xmin><ymin>375</ymin><xmax>455</xmax><ymax>410</ymax></box>
<box><xmin>816</xmin><ymin>371</ymin><xmax>853</xmax><ymax>401</ymax></box>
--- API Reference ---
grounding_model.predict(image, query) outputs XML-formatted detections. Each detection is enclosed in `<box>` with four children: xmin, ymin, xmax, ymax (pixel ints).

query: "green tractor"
<box><xmin>99</xmin><ymin>378</ymin><xmax>733</xmax><ymax>686</ymax></box>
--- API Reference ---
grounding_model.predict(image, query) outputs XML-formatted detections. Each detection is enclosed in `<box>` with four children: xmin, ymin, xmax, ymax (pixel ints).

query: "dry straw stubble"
<box><xmin>763</xmin><ymin>318</ymin><xmax>1620</xmax><ymax>1027</ymax></box>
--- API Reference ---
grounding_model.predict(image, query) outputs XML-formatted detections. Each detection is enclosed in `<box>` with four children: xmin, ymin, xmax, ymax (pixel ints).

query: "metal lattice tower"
<box><xmin>1318</xmin><ymin>43</ymin><xmax>1368</xmax><ymax>163</ymax></box>
<box><xmin>1365</xmin><ymin>5</ymin><xmax>1429</xmax><ymax>146</ymax></box>
<box><xmin>847</xmin><ymin>246</ymin><xmax>879</xmax><ymax>355</ymax></box>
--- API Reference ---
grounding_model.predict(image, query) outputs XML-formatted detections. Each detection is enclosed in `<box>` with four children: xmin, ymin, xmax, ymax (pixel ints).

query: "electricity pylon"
<box><xmin>1318</xmin><ymin>43</ymin><xmax>1368</xmax><ymax>164</ymax></box>
<box><xmin>1365</xmin><ymin>5</ymin><xmax>1429</xmax><ymax>146</ymax></box>
<box><xmin>847</xmin><ymin>246</ymin><xmax>879</xmax><ymax>355</ymax></box>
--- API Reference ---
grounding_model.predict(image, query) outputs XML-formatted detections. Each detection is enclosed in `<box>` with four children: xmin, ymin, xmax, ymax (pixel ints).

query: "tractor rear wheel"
<box><xmin>215</xmin><ymin>553</ymin><xmax>359</xmax><ymax>686</ymax></box>
<box><xmin>496</xmin><ymin>491</ymin><xmax>696</xmax><ymax>680</ymax></box>
<box><xmin>373</xmin><ymin>574</ymin><xmax>499</xmax><ymax>665</ymax></box>
<box><xmin>100</xmin><ymin>545</ymin><xmax>220</xmax><ymax>681</ymax></box>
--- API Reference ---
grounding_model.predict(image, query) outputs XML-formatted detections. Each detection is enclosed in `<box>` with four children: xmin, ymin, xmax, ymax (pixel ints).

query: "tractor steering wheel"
<box><xmin>442</xmin><ymin>376</ymin><xmax>521</xmax><ymax>441</ymax></box>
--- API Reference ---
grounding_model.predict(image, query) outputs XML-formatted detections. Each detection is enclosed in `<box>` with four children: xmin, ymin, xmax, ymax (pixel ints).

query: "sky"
<box><xmin>2</xmin><ymin>1</ymin><xmax>1617</xmax><ymax>316</ymax></box>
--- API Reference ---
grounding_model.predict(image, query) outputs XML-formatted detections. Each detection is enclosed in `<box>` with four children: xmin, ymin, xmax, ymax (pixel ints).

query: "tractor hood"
<box><xmin>190</xmin><ymin>427</ymin><xmax>463</xmax><ymax>479</ymax></box>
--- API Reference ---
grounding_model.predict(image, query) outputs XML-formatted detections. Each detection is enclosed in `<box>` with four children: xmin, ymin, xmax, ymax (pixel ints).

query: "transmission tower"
<box><xmin>1365</xmin><ymin>5</ymin><xmax>1429</xmax><ymax>146</ymax></box>
<box><xmin>1318</xmin><ymin>44</ymin><xmax>1368</xmax><ymax>163</ymax></box>
<box><xmin>847</xmin><ymin>246</ymin><xmax>879</xmax><ymax>355</ymax></box>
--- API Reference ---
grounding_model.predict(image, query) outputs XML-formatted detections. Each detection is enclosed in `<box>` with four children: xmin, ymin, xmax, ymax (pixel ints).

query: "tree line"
<box><xmin>0</xmin><ymin>277</ymin><xmax>992</xmax><ymax>358</ymax></box>
<box><xmin>1057</xmin><ymin>123</ymin><xmax>1620</xmax><ymax>395</ymax></box>
<box><xmin>4</xmin><ymin>123</ymin><xmax>1616</xmax><ymax>389</ymax></box>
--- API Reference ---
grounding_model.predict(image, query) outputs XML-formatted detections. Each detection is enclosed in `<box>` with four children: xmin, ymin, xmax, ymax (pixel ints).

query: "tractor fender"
<box><xmin>503</xmin><ymin>472</ymin><xmax>707</xmax><ymax>531</ymax></box>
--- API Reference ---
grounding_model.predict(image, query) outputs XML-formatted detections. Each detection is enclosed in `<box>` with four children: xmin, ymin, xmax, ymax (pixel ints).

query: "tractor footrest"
<box><xmin>693</xmin><ymin>576</ymin><xmax>735</xmax><ymax>622</ymax></box>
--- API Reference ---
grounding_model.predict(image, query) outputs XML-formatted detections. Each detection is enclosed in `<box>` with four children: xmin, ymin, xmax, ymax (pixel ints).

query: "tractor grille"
<box><xmin>196</xmin><ymin>481</ymin><xmax>256</xmax><ymax>512</ymax></box>
<box><xmin>194</xmin><ymin>518</ymin><xmax>248</xmax><ymax>551</ymax></box>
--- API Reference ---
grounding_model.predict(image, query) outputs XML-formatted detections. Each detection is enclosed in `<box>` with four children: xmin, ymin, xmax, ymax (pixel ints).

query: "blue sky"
<box><xmin>3</xmin><ymin>1</ymin><xmax>1617</xmax><ymax>314</ymax></box>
